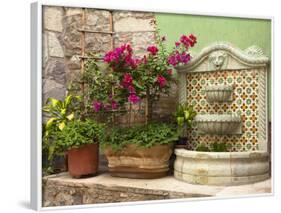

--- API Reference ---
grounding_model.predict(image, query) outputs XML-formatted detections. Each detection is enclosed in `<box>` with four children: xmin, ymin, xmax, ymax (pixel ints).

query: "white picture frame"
<box><xmin>31</xmin><ymin>0</ymin><xmax>274</xmax><ymax>210</ymax></box>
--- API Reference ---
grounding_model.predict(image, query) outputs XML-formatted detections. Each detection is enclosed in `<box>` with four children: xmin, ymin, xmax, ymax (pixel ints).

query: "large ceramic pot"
<box><xmin>67</xmin><ymin>143</ymin><xmax>99</xmax><ymax>178</ymax></box>
<box><xmin>104</xmin><ymin>143</ymin><xmax>173</xmax><ymax>179</ymax></box>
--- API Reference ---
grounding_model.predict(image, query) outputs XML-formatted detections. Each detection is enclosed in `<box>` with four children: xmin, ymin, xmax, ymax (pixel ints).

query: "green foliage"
<box><xmin>174</xmin><ymin>103</ymin><xmax>196</xmax><ymax>137</ymax></box>
<box><xmin>195</xmin><ymin>142</ymin><xmax>228</xmax><ymax>152</ymax></box>
<box><xmin>211</xmin><ymin>142</ymin><xmax>228</xmax><ymax>152</ymax></box>
<box><xmin>42</xmin><ymin>95</ymin><xmax>81</xmax><ymax>160</ymax></box>
<box><xmin>101</xmin><ymin>123</ymin><xmax>178</xmax><ymax>151</ymax></box>
<box><xmin>175</xmin><ymin>103</ymin><xmax>197</xmax><ymax>127</ymax></box>
<box><xmin>43</xmin><ymin>95</ymin><xmax>81</xmax><ymax>132</ymax></box>
<box><xmin>82</xmin><ymin>57</ymin><xmax>126</xmax><ymax>114</ymax></box>
<box><xmin>135</xmin><ymin>28</ymin><xmax>175</xmax><ymax>102</ymax></box>
<box><xmin>56</xmin><ymin>119</ymin><xmax>105</xmax><ymax>151</ymax></box>
<box><xmin>196</xmin><ymin>144</ymin><xmax>210</xmax><ymax>152</ymax></box>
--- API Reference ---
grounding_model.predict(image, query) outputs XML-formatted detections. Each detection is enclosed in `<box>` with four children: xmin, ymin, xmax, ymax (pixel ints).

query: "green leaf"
<box><xmin>47</xmin><ymin>97</ymin><xmax>60</xmax><ymax>108</ymax></box>
<box><xmin>48</xmin><ymin>145</ymin><xmax>55</xmax><ymax>160</ymax></box>
<box><xmin>133</xmin><ymin>80</ymin><xmax>144</xmax><ymax>90</ymax></box>
<box><xmin>66</xmin><ymin>113</ymin><xmax>74</xmax><ymax>121</ymax></box>
<box><xmin>184</xmin><ymin>110</ymin><xmax>190</xmax><ymax>120</ymax></box>
<box><xmin>58</xmin><ymin>122</ymin><xmax>66</xmax><ymax>130</ymax></box>
<box><xmin>60</xmin><ymin>109</ymin><xmax>66</xmax><ymax>116</ymax></box>
<box><xmin>46</xmin><ymin>118</ymin><xmax>56</xmax><ymax>130</ymax></box>
<box><xmin>64</xmin><ymin>95</ymin><xmax>72</xmax><ymax>108</ymax></box>
<box><xmin>177</xmin><ymin>117</ymin><xmax>184</xmax><ymax>127</ymax></box>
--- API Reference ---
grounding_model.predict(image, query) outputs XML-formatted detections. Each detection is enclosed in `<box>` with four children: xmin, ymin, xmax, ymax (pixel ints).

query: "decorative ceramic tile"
<box><xmin>186</xmin><ymin>69</ymin><xmax>262</xmax><ymax>151</ymax></box>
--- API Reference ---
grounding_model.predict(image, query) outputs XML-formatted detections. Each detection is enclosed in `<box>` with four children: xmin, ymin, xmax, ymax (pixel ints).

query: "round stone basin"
<box><xmin>174</xmin><ymin>149</ymin><xmax>270</xmax><ymax>186</ymax></box>
<box><xmin>194</xmin><ymin>114</ymin><xmax>242</xmax><ymax>135</ymax></box>
<box><xmin>205</xmin><ymin>84</ymin><xmax>233</xmax><ymax>103</ymax></box>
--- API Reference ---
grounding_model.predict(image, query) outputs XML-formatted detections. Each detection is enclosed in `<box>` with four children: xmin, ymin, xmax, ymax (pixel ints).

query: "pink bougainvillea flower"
<box><xmin>147</xmin><ymin>45</ymin><xmax>159</xmax><ymax>55</ymax></box>
<box><xmin>175</xmin><ymin>41</ymin><xmax>180</xmax><ymax>47</ymax></box>
<box><xmin>128</xmin><ymin>85</ymin><xmax>136</xmax><ymax>93</ymax></box>
<box><xmin>103</xmin><ymin>43</ymin><xmax>132</xmax><ymax>65</ymax></box>
<box><xmin>122</xmin><ymin>73</ymin><xmax>133</xmax><ymax>88</ymax></box>
<box><xmin>156</xmin><ymin>75</ymin><xmax>167</xmax><ymax>88</ymax></box>
<box><xmin>179</xmin><ymin>34</ymin><xmax>197</xmax><ymax>48</ymax></box>
<box><xmin>167</xmin><ymin>69</ymin><xmax>173</xmax><ymax>75</ymax></box>
<box><xmin>128</xmin><ymin>93</ymin><xmax>140</xmax><ymax>104</ymax></box>
<box><xmin>168</xmin><ymin>51</ymin><xmax>191</xmax><ymax>67</ymax></box>
<box><xmin>103</xmin><ymin>51</ymin><xmax>115</xmax><ymax>63</ymax></box>
<box><xmin>126</xmin><ymin>44</ymin><xmax>133</xmax><ymax>53</ymax></box>
<box><xmin>124</xmin><ymin>52</ymin><xmax>139</xmax><ymax>69</ymax></box>
<box><xmin>180</xmin><ymin>52</ymin><xmax>191</xmax><ymax>63</ymax></box>
<box><xmin>188</xmin><ymin>34</ymin><xmax>197</xmax><ymax>47</ymax></box>
<box><xmin>111</xmin><ymin>100</ymin><xmax>118</xmax><ymax>110</ymax></box>
<box><xmin>179</xmin><ymin>35</ymin><xmax>190</xmax><ymax>48</ymax></box>
<box><xmin>167</xmin><ymin>55</ymin><xmax>178</xmax><ymax>66</ymax></box>
<box><xmin>93</xmin><ymin>101</ymin><xmax>103</xmax><ymax>112</ymax></box>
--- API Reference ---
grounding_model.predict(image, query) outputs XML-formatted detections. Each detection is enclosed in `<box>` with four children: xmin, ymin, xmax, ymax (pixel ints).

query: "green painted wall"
<box><xmin>156</xmin><ymin>13</ymin><xmax>272</xmax><ymax>120</ymax></box>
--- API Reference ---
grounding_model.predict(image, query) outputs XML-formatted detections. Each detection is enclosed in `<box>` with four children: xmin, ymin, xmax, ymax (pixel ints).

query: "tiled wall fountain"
<box><xmin>174</xmin><ymin>43</ymin><xmax>270</xmax><ymax>185</ymax></box>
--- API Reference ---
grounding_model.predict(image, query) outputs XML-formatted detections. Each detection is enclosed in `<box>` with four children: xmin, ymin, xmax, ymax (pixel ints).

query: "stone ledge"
<box><xmin>43</xmin><ymin>172</ymin><xmax>271</xmax><ymax>207</ymax></box>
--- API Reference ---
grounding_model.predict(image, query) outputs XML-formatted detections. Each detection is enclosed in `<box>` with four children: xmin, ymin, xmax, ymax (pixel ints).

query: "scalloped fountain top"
<box><xmin>205</xmin><ymin>84</ymin><xmax>233</xmax><ymax>91</ymax></box>
<box><xmin>194</xmin><ymin>114</ymin><xmax>241</xmax><ymax>122</ymax></box>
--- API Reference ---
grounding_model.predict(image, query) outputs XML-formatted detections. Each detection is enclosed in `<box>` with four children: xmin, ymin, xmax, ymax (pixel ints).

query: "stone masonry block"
<box><xmin>43</xmin><ymin>6</ymin><xmax>63</xmax><ymax>32</ymax></box>
<box><xmin>47</xmin><ymin>32</ymin><xmax>64</xmax><ymax>58</ymax></box>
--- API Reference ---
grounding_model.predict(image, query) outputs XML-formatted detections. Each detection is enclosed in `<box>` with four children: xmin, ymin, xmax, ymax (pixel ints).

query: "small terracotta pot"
<box><xmin>67</xmin><ymin>143</ymin><xmax>99</xmax><ymax>178</ymax></box>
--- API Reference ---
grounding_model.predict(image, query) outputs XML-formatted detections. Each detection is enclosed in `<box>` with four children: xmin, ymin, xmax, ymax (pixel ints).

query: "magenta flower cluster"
<box><xmin>128</xmin><ymin>93</ymin><xmax>140</xmax><ymax>104</ymax></box>
<box><xmin>179</xmin><ymin>34</ymin><xmax>197</xmax><ymax>48</ymax></box>
<box><xmin>168</xmin><ymin>34</ymin><xmax>197</xmax><ymax>67</ymax></box>
<box><xmin>122</xmin><ymin>73</ymin><xmax>133</xmax><ymax>88</ymax></box>
<box><xmin>95</xmin><ymin>34</ymin><xmax>197</xmax><ymax>113</ymax></box>
<box><xmin>92</xmin><ymin>97</ymin><xmax>119</xmax><ymax>112</ymax></box>
<box><xmin>156</xmin><ymin>75</ymin><xmax>167</xmax><ymax>88</ymax></box>
<box><xmin>103</xmin><ymin>44</ymin><xmax>139</xmax><ymax>69</ymax></box>
<box><xmin>121</xmin><ymin>73</ymin><xmax>141</xmax><ymax>104</ymax></box>
<box><xmin>167</xmin><ymin>52</ymin><xmax>191</xmax><ymax>67</ymax></box>
<box><xmin>147</xmin><ymin>45</ymin><xmax>159</xmax><ymax>55</ymax></box>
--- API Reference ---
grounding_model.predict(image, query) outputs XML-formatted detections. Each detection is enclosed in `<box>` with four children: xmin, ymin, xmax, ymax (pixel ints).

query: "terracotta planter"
<box><xmin>67</xmin><ymin>143</ymin><xmax>99</xmax><ymax>178</ymax></box>
<box><xmin>104</xmin><ymin>143</ymin><xmax>173</xmax><ymax>179</ymax></box>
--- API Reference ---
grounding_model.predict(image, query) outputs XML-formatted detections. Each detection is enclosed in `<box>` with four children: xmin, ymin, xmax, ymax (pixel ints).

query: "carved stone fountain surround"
<box><xmin>174</xmin><ymin>43</ymin><xmax>270</xmax><ymax>185</ymax></box>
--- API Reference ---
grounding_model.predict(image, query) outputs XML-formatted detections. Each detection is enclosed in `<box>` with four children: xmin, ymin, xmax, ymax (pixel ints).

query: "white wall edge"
<box><xmin>31</xmin><ymin>1</ymin><xmax>43</xmax><ymax>211</ymax></box>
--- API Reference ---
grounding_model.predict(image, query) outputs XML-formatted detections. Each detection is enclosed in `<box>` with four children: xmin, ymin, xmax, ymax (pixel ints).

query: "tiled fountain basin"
<box><xmin>174</xmin><ymin>149</ymin><xmax>269</xmax><ymax>186</ymax></box>
<box><xmin>195</xmin><ymin>114</ymin><xmax>242</xmax><ymax>135</ymax></box>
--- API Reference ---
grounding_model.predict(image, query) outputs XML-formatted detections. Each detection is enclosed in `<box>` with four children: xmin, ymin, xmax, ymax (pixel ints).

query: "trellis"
<box><xmin>77</xmin><ymin>8</ymin><xmax>156</xmax><ymax>125</ymax></box>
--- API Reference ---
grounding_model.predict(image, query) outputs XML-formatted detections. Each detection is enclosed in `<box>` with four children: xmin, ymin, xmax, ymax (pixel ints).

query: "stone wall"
<box><xmin>43</xmin><ymin>6</ymin><xmax>66</xmax><ymax>104</ymax></box>
<box><xmin>42</xmin><ymin>173</ymin><xmax>208</xmax><ymax>207</ymax></box>
<box><xmin>43</xmin><ymin>179</ymin><xmax>191</xmax><ymax>207</ymax></box>
<box><xmin>42</xmin><ymin>6</ymin><xmax>177</xmax><ymax>120</ymax></box>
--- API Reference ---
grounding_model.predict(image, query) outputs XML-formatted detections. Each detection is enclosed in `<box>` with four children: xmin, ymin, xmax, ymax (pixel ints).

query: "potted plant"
<box><xmin>56</xmin><ymin>119</ymin><xmax>105</xmax><ymax>178</ymax></box>
<box><xmin>101</xmin><ymin>123</ymin><xmax>178</xmax><ymax>179</ymax></box>
<box><xmin>174</xmin><ymin>103</ymin><xmax>196</xmax><ymax>148</ymax></box>
<box><xmin>42</xmin><ymin>95</ymin><xmax>81</xmax><ymax>174</ymax></box>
